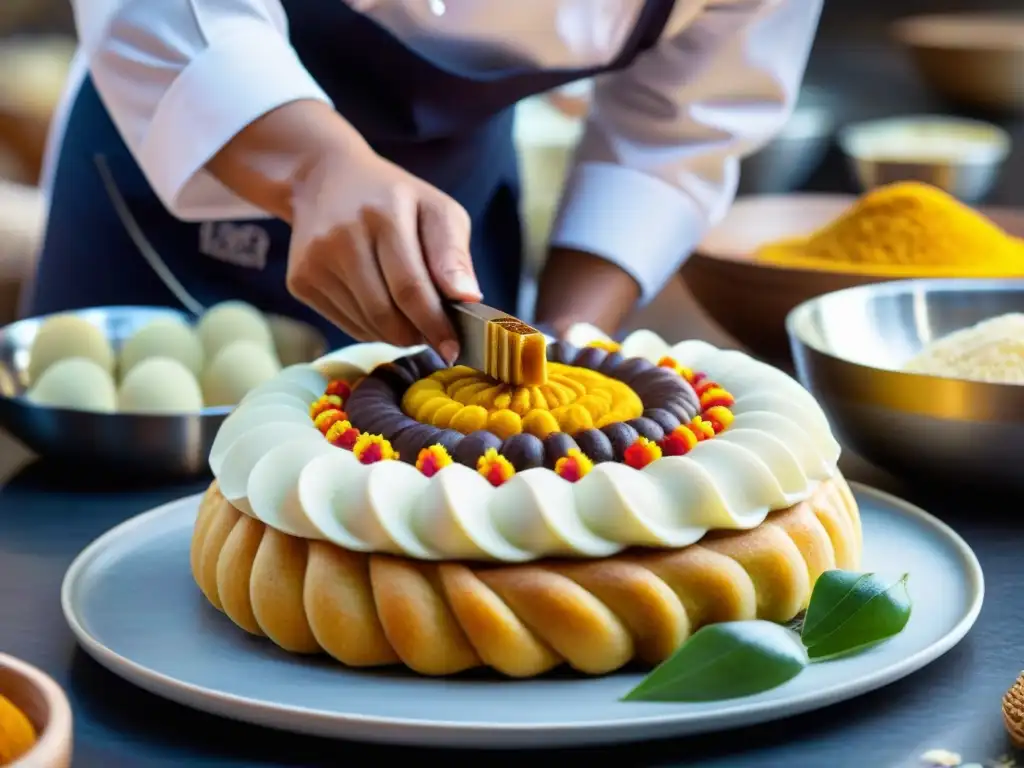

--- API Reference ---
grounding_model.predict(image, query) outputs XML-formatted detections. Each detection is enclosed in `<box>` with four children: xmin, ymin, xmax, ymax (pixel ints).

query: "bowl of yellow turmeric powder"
<box><xmin>0</xmin><ymin>654</ymin><xmax>71</xmax><ymax>767</ymax></box>
<box><xmin>684</xmin><ymin>182</ymin><xmax>1024</xmax><ymax>362</ymax></box>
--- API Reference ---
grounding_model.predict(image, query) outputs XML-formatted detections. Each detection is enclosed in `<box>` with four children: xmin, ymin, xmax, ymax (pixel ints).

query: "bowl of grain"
<box><xmin>737</xmin><ymin>86</ymin><xmax>836</xmax><ymax>195</ymax></box>
<box><xmin>838</xmin><ymin>115</ymin><xmax>1010</xmax><ymax>202</ymax></box>
<box><xmin>684</xmin><ymin>184</ymin><xmax>1024</xmax><ymax>362</ymax></box>
<box><xmin>788</xmin><ymin>278</ymin><xmax>1024</xmax><ymax>488</ymax></box>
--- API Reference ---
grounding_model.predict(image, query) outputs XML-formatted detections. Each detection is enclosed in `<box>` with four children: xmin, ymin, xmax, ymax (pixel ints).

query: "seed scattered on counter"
<box><xmin>917</xmin><ymin>750</ymin><xmax>1016</xmax><ymax>768</ymax></box>
<box><xmin>920</xmin><ymin>749</ymin><xmax>962</xmax><ymax>767</ymax></box>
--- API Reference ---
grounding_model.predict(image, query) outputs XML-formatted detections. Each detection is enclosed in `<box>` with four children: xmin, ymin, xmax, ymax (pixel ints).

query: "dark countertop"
<box><xmin>1</xmin><ymin>435</ymin><xmax>1021</xmax><ymax>768</ymax></box>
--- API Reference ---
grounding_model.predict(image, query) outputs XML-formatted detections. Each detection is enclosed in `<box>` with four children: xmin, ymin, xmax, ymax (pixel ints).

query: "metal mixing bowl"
<box><xmin>787</xmin><ymin>278</ymin><xmax>1024</xmax><ymax>488</ymax></box>
<box><xmin>0</xmin><ymin>306</ymin><xmax>327</xmax><ymax>479</ymax></box>
<box><xmin>738</xmin><ymin>88</ymin><xmax>835</xmax><ymax>195</ymax></box>
<box><xmin>838</xmin><ymin>116</ymin><xmax>1010</xmax><ymax>203</ymax></box>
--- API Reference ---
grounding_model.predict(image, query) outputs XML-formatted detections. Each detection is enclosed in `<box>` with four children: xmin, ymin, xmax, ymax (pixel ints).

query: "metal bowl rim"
<box><xmin>4</xmin><ymin>398</ymin><xmax>234</xmax><ymax>419</ymax></box>
<box><xmin>837</xmin><ymin>115</ymin><xmax>1012</xmax><ymax>163</ymax></box>
<box><xmin>0</xmin><ymin>304</ymin><xmax>326</xmax><ymax>419</ymax></box>
<box><xmin>785</xmin><ymin>276</ymin><xmax>1024</xmax><ymax>392</ymax></box>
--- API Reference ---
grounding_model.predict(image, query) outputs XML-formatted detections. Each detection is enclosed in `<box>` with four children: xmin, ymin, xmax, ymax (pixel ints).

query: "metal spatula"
<box><xmin>448</xmin><ymin>302</ymin><xmax>548</xmax><ymax>386</ymax></box>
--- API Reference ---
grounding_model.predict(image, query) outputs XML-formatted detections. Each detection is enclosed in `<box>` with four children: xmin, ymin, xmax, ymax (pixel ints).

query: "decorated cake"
<box><xmin>191</xmin><ymin>325</ymin><xmax>860</xmax><ymax>677</ymax></box>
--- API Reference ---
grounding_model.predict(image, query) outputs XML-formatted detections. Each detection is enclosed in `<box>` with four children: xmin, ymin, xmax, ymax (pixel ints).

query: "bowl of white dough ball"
<box><xmin>0</xmin><ymin>303</ymin><xmax>326</xmax><ymax>478</ymax></box>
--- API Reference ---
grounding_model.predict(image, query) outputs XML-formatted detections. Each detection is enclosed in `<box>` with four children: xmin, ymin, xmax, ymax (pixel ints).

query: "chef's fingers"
<box><xmin>375</xmin><ymin>190</ymin><xmax>458</xmax><ymax>360</ymax></box>
<box><xmin>418</xmin><ymin>195</ymin><xmax>481</xmax><ymax>303</ymax></box>
<box><xmin>317</xmin><ymin>272</ymin><xmax>374</xmax><ymax>341</ymax></box>
<box><xmin>304</xmin><ymin>278</ymin><xmax>373</xmax><ymax>342</ymax></box>
<box><xmin>286</xmin><ymin>247</ymin><xmax>372</xmax><ymax>341</ymax></box>
<box><xmin>297</xmin><ymin>285</ymin><xmax>366</xmax><ymax>341</ymax></box>
<box><xmin>333</xmin><ymin>224</ymin><xmax>421</xmax><ymax>348</ymax></box>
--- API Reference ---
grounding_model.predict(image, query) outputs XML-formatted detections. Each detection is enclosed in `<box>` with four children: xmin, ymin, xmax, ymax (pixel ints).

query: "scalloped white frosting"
<box><xmin>208</xmin><ymin>327</ymin><xmax>841</xmax><ymax>562</ymax></box>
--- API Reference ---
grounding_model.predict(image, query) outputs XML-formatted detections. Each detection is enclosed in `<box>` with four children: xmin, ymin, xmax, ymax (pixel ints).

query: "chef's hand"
<box><xmin>287</xmin><ymin>147</ymin><xmax>482</xmax><ymax>359</ymax></box>
<box><xmin>207</xmin><ymin>100</ymin><xmax>480</xmax><ymax>360</ymax></box>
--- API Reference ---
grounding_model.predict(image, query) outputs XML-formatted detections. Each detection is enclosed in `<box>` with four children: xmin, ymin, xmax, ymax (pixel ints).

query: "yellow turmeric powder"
<box><xmin>756</xmin><ymin>182</ymin><xmax>1024</xmax><ymax>275</ymax></box>
<box><xmin>0</xmin><ymin>694</ymin><xmax>37</xmax><ymax>765</ymax></box>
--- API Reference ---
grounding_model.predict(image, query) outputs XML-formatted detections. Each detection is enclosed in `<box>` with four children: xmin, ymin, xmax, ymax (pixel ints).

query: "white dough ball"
<box><xmin>202</xmin><ymin>340</ymin><xmax>282</xmax><ymax>406</ymax></box>
<box><xmin>196</xmin><ymin>301</ymin><xmax>275</xmax><ymax>358</ymax></box>
<box><xmin>28</xmin><ymin>314</ymin><xmax>115</xmax><ymax>383</ymax></box>
<box><xmin>118</xmin><ymin>357</ymin><xmax>204</xmax><ymax>414</ymax></box>
<box><xmin>27</xmin><ymin>357</ymin><xmax>117</xmax><ymax>412</ymax></box>
<box><xmin>119</xmin><ymin>318</ymin><xmax>204</xmax><ymax>378</ymax></box>
<box><xmin>268</xmin><ymin>314</ymin><xmax>317</xmax><ymax>368</ymax></box>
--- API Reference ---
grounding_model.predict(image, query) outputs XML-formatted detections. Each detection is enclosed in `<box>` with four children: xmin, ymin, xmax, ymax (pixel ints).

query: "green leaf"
<box><xmin>801</xmin><ymin>571</ymin><xmax>912</xmax><ymax>661</ymax></box>
<box><xmin>622</xmin><ymin>620</ymin><xmax>807</xmax><ymax>703</ymax></box>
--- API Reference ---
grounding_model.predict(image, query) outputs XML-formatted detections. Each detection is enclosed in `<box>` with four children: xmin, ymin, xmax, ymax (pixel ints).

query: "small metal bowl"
<box><xmin>838</xmin><ymin>116</ymin><xmax>1010</xmax><ymax>203</ymax></box>
<box><xmin>0</xmin><ymin>306</ymin><xmax>327</xmax><ymax>480</ymax></box>
<box><xmin>738</xmin><ymin>88</ymin><xmax>835</xmax><ymax>195</ymax></box>
<box><xmin>787</xmin><ymin>278</ymin><xmax>1024</xmax><ymax>488</ymax></box>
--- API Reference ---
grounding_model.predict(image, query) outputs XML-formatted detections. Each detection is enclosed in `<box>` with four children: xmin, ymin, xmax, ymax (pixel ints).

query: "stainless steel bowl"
<box><xmin>787</xmin><ymin>278</ymin><xmax>1024</xmax><ymax>488</ymax></box>
<box><xmin>738</xmin><ymin>88</ymin><xmax>835</xmax><ymax>195</ymax></box>
<box><xmin>0</xmin><ymin>306</ymin><xmax>327</xmax><ymax>479</ymax></box>
<box><xmin>838</xmin><ymin>116</ymin><xmax>1010</xmax><ymax>203</ymax></box>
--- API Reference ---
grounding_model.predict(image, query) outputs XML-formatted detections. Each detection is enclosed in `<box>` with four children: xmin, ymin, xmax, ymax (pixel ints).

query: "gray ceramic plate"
<box><xmin>61</xmin><ymin>484</ymin><xmax>983</xmax><ymax>749</ymax></box>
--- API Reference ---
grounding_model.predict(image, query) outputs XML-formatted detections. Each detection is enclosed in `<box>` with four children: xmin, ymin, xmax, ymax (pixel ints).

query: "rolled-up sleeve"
<box><xmin>72</xmin><ymin>0</ymin><xmax>333</xmax><ymax>220</ymax></box>
<box><xmin>550</xmin><ymin>0</ymin><xmax>822</xmax><ymax>302</ymax></box>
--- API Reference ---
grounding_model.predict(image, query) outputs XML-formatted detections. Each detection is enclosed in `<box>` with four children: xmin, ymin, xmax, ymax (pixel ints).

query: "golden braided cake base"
<box><xmin>1003</xmin><ymin>672</ymin><xmax>1024</xmax><ymax>749</ymax></box>
<box><xmin>191</xmin><ymin>476</ymin><xmax>861</xmax><ymax>678</ymax></box>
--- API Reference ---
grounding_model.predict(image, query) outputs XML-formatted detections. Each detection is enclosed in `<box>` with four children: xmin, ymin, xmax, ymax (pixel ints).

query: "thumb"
<box><xmin>419</xmin><ymin>198</ymin><xmax>482</xmax><ymax>301</ymax></box>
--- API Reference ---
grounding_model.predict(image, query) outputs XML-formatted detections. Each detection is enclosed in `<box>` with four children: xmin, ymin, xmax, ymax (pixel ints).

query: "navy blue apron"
<box><xmin>29</xmin><ymin>0</ymin><xmax>676</xmax><ymax>349</ymax></box>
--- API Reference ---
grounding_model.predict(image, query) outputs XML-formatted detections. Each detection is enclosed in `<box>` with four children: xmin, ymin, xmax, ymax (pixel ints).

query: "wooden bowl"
<box><xmin>0</xmin><ymin>180</ymin><xmax>44</xmax><ymax>326</ymax></box>
<box><xmin>682</xmin><ymin>194</ymin><xmax>1024</xmax><ymax>362</ymax></box>
<box><xmin>0</xmin><ymin>654</ymin><xmax>72</xmax><ymax>768</ymax></box>
<box><xmin>0</xmin><ymin>38</ymin><xmax>75</xmax><ymax>184</ymax></box>
<box><xmin>892</xmin><ymin>14</ymin><xmax>1024</xmax><ymax>112</ymax></box>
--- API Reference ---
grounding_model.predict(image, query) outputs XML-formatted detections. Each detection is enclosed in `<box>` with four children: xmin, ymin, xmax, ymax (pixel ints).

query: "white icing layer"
<box><xmin>208</xmin><ymin>330</ymin><xmax>841</xmax><ymax>562</ymax></box>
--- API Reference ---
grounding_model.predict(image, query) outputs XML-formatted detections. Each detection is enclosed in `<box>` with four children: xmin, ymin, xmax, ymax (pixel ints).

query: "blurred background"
<box><xmin>1</xmin><ymin>0</ymin><xmax>1023</xmax><ymax>330</ymax></box>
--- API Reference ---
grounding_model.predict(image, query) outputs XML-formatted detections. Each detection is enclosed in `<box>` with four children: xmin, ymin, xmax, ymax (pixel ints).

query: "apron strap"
<box><xmin>633</xmin><ymin>0</ymin><xmax>682</xmax><ymax>57</ymax></box>
<box><xmin>94</xmin><ymin>154</ymin><xmax>206</xmax><ymax>317</ymax></box>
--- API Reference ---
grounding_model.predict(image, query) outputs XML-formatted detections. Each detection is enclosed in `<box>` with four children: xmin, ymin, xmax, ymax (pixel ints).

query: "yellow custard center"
<box><xmin>401</xmin><ymin>363</ymin><xmax>644</xmax><ymax>440</ymax></box>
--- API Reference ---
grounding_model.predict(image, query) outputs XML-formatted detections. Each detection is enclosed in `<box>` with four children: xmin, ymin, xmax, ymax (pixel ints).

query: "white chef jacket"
<box><xmin>55</xmin><ymin>0</ymin><xmax>822</xmax><ymax>302</ymax></box>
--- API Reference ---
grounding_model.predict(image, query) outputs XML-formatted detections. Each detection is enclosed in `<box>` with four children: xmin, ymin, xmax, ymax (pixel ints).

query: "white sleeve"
<box><xmin>549</xmin><ymin>0</ymin><xmax>822</xmax><ymax>303</ymax></box>
<box><xmin>72</xmin><ymin>0</ymin><xmax>333</xmax><ymax>221</ymax></box>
